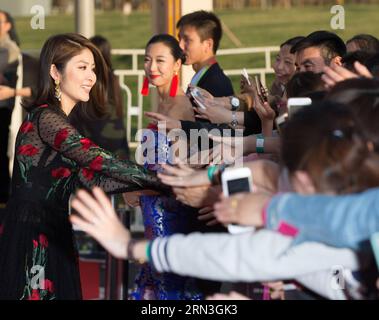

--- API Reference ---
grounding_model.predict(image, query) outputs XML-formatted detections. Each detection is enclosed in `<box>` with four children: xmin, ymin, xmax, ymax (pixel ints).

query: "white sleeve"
<box><xmin>296</xmin><ymin>270</ymin><xmax>347</xmax><ymax>300</ymax></box>
<box><xmin>151</xmin><ymin>229</ymin><xmax>359</xmax><ymax>282</ymax></box>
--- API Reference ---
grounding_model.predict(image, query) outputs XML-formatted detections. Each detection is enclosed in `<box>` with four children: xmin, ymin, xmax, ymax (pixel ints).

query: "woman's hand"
<box><xmin>70</xmin><ymin>187</ymin><xmax>131</xmax><ymax>259</ymax></box>
<box><xmin>158</xmin><ymin>163</ymin><xmax>210</xmax><ymax>187</ymax></box>
<box><xmin>198</xmin><ymin>206</ymin><xmax>219</xmax><ymax>226</ymax></box>
<box><xmin>122</xmin><ymin>190</ymin><xmax>160</xmax><ymax>207</ymax></box>
<box><xmin>240</xmin><ymin>74</ymin><xmax>254</xmax><ymax>95</ymax></box>
<box><xmin>209</xmin><ymin>134</ymin><xmax>254</xmax><ymax>157</ymax></box>
<box><xmin>322</xmin><ymin>61</ymin><xmax>373</xmax><ymax>89</ymax></box>
<box><xmin>144</xmin><ymin>111</ymin><xmax>181</xmax><ymax>130</ymax></box>
<box><xmin>0</xmin><ymin>85</ymin><xmax>15</xmax><ymax>100</ymax></box>
<box><xmin>194</xmin><ymin>103</ymin><xmax>232</xmax><ymax>124</ymax></box>
<box><xmin>123</xmin><ymin>192</ymin><xmax>141</xmax><ymax>207</ymax></box>
<box><xmin>213</xmin><ymin>192</ymin><xmax>272</xmax><ymax>227</ymax></box>
<box><xmin>172</xmin><ymin>185</ymin><xmax>221</xmax><ymax>208</ymax></box>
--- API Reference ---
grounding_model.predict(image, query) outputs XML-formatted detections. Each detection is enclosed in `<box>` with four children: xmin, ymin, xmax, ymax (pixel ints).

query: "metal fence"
<box><xmin>112</xmin><ymin>45</ymin><xmax>280</xmax><ymax>148</ymax></box>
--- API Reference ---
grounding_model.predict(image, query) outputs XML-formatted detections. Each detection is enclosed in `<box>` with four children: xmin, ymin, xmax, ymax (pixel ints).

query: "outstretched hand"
<box><xmin>322</xmin><ymin>61</ymin><xmax>373</xmax><ymax>89</ymax></box>
<box><xmin>158</xmin><ymin>163</ymin><xmax>210</xmax><ymax>187</ymax></box>
<box><xmin>70</xmin><ymin>187</ymin><xmax>130</xmax><ymax>259</ymax></box>
<box><xmin>144</xmin><ymin>111</ymin><xmax>182</xmax><ymax>130</ymax></box>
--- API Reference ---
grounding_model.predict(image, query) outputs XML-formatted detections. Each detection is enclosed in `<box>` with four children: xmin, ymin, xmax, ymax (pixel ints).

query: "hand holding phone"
<box><xmin>189</xmin><ymin>87</ymin><xmax>207</xmax><ymax>110</ymax></box>
<box><xmin>242</xmin><ymin>68</ymin><xmax>251</xmax><ymax>85</ymax></box>
<box><xmin>275</xmin><ymin>113</ymin><xmax>288</xmax><ymax>135</ymax></box>
<box><xmin>221</xmin><ymin>167</ymin><xmax>255</xmax><ymax>234</ymax></box>
<box><xmin>254</xmin><ymin>76</ymin><xmax>268</xmax><ymax>104</ymax></box>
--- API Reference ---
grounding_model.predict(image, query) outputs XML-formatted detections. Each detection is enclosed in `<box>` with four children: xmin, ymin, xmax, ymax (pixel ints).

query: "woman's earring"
<box><xmin>141</xmin><ymin>77</ymin><xmax>149</xmax><ymax>96</ymax></box>
<box><xmin>54</xmin><ymin>79</ymin><xmax>62</xmax><ymax>101</ymax></box>
<box><xmin>169</xmin><ymin>72</ymin><xmax>179</xmax><ymax>97</ymax></box>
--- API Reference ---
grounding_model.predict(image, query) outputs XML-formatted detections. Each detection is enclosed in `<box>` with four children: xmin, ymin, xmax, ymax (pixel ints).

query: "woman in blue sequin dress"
<box><xmin>128</xmin><ymin>34</ymin><xmax>203</xmax><ymax>300</ymax></box>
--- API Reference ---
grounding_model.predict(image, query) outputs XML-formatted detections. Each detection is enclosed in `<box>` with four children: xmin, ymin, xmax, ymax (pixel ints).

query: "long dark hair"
<box><xmin>90</xmin><ymin>35</ymin><xmax>123</xmax><ymax>118</ymax></box>
<box><xmin>26</xmin><ymin>33</ymin><xmax>108</xmax><ymax>118</ymax></box>
<box><xmin>145</xmin><ymin>34</ymin><xmax>186</xmax><ymax>64</ymax></box>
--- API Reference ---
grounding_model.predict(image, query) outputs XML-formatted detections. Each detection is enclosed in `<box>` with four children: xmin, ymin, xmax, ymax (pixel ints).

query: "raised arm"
<box><xmin>37</xmin><ymin>108</ymin><xmax>163</xmax><ymax>192</ymax></box>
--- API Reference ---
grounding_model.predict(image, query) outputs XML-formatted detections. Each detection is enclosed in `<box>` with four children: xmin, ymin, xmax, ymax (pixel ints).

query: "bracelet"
<box><xmin>213</xmin><ymin>163</ymin><xmax>228</xmax><ymax>185</ymax></box>
<box><xmin>146</xmin><ymin>241</ymin><xmax>152</xmax><ymax>263</ymax></box>
<box><xmin>256</xmin><ymin>136</ymin><xmax>265</xmax><ymax>154</ymax></box>
<box><xmin>207</xmin><ymin>165</ymin><xmax>218</xmax><ymax>183</ymax></box>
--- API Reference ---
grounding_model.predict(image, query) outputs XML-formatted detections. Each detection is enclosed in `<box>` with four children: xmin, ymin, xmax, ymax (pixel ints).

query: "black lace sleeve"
<box><xmin>37</xmin><ymin>107</ymin><xmax>163</xmax><ymax>192</ymax></box>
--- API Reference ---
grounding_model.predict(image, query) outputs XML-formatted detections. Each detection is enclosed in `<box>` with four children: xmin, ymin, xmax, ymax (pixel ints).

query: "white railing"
<box><xmin>112</xmin><ymin>46</ymin><xmax>280</xmax><ymax>148</ymax></box>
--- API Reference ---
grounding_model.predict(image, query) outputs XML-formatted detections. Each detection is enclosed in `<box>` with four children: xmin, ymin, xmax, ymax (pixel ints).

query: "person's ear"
<box><xmin>50</xmin><ymin>64</ymin><xmax>61</xmax><ymax>82</ymax></box>
<box><xmin>332</xmin><ymin>55</ymin><xmax>343</xmax><ymax>66</ymax></box>
<box><xmin>173</xmin><ymin>59</ymin><xmax>181</xmax><ymax>74</ymax></box>
<box><xmin>292</xmin><ymin>170</ymin><xmax>316</xmax><ymax>194</ymax></box>
<box><xmin>203</xmin><ymin>38</ymin><xmax>214</xmax><ymax>54</ymax></box>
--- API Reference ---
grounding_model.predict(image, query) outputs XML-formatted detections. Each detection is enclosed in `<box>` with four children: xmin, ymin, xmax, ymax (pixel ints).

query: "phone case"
<box><xmin>190</xmin><ymin>87</ymin><xmax>206</xmax><ymax>110</ymax></box>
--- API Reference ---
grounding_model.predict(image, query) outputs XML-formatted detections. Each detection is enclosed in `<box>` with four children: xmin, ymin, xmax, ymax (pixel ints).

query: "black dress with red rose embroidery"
<box><xmin>0</xmin><ymin>104</ymin><xmax>163</xmax><ymax>300</ymax></box>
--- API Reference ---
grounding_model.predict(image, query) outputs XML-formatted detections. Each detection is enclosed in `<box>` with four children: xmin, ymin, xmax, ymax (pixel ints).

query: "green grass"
<box><xmin>14</xmin><ymin>4</ymin><xmax>379</xmax><ymax>137</ymax></box>
<box><xmin>17</xmin><ymin>4</ymin><xmax>379</xmax><ymax>50</ymax></box>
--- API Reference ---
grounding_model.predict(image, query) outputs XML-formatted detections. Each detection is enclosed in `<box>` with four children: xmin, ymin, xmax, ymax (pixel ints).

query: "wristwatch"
<box><xmin>230</xmin><ymin>111</ymin><xmax>238</xmax><ymax>129</ymax></box>
<box><xmin>230</xmin><ymin>96</ymin><xmax>240</xmax><ymax>111</ymax></box>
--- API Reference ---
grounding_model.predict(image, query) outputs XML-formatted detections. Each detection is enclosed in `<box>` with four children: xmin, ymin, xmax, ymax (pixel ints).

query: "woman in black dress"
<box><xmin>0</xmin><ymin>33</ymin><xmax>162</xmax><ymax>300</ymax></box>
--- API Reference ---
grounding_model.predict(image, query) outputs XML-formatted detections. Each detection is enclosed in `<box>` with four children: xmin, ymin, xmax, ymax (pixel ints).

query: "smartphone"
<box><xmin>241</xmin><ymin>68</ymin><xmax>251</xmax><ymax>85</ymax></box>
<box><xmin>275</xmin><ymin>113</ymin><xmax>288</xmax><ymax>135</ymax></box>
<box><xmin>287</xmin><ymin>97</ymin><xmax>312</xmax><ymax>117</ymax></box>
<box><xmin>370</xmin><ymin>232</ymin><xmax>379</xmax><ymax>272</ymax></box>
<box><xmin>221</xmin><ymin>167</ymin><xmax>255</xmax><ymax>234</ymax></box>
<box><xmin>189</xmin><ymin>87</ymin><xmax>207</xmax><ymax>110</ymax></box>
<box><xmin>254</xmin><ymin>75</ymin><xmax>268</xmax><ymax>103</ymax></box>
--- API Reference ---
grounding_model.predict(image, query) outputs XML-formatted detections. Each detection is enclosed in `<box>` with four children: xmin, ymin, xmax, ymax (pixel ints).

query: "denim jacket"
<box><xmin>264</xmin><ymin>188</ymin><xmax>379</xmax><ymax>250</ymax></box>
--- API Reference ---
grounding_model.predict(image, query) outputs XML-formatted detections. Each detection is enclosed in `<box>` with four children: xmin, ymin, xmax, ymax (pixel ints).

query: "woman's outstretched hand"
<box><xmin>158</xmin><ymin>163</ymin><xmax>210</xmax><ymax>187</ymax></box>
<box><xmin>144</xmin><ymin>111</ymin><xmax>182</xmax><ymax>130</ymax></box>
<box><xmin>70</xmin><ymin>187</ymin><xmax>131</xmax><ymax>259</ymax></box>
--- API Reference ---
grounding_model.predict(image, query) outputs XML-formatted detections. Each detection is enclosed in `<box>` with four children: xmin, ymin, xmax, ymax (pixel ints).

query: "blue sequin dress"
<box><xmin>131</xmin><ymin>127</ymin><xmax>203</xmax><ymax>300</ymax></box>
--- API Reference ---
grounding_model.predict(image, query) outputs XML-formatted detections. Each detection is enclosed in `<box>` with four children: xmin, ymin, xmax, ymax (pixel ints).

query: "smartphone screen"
<box><xmin>227</xmin><ymin>177</ymin><xmax>251</xmax><ymax>195</ymax></box>
<box><xmin>225</xmin><ymin>177</ymin><xmax>254</xmax><ymax>234</ymax></box>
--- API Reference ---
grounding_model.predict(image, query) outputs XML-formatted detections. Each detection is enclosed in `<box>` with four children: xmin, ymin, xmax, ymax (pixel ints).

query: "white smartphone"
<box><xmin>287</xmin><ymin>97</ymin><xmax>312</xmax><ymax>117</ymax></box>
<box><xmin>189</xmin><ymin>87</ymin><xmax>207</xmax><ymax>110</ymax></box>
<box><xmin>275</xmin><ymin>113</ymin><xmax>288</xmax><ymax>135</ymax></box>
<box><xmin>221</xmin><ymin>167</ymin><xmax>255</xmax><ymax>234</ymax></box>
<box><xmin>242</xmin><ymin>68</ymin><xmax>251</xmax><ymax>85</ymax></box>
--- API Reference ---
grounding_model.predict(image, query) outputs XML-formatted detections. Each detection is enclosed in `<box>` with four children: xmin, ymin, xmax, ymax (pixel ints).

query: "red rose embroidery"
<box><xmin>80</xmin><ymin>138</ymin><xmax>96</xmax><ymax>150</ymax></box>
<box><xmin>28</xmin><ymin>289</ymin><xmax>40</xmax><ymax>300</ymax></box>
<box><xmin>20</xmin><ymin>121</ymin><xmax>34</xmax><ymax>133</ymax></box>
<box><xmin>33</xmin><ymin>239</ymin><xmax>38</xmax><ymax>249</ymax></box>
<box><xmin>89</xmin><ymin>156</ymin><xmax>103</xmax><ymax>171</ymax></box>
<box><xmin>39</xmin><ymin>234</ymin><xmax>48</xmax><ymax>248</ymax></box>
<box><xmin>44</xmin><ymin>279</ymin><xmax>54</xmax><ymax>293</ymax></box>
<box><xmin>51</xmin><ymin>167</ymin><xmax>71</xmax><ymax>179</ymax></box>
<box><xmin>54</xmin><ymin>128</ymin><xmax>69</xmax><ymax>150</ymax></box>
<box><xmin>81</xmin><ymin>168</ymin><xmax>94</xmax><ymax>181</ymax></box>
<box><xmin>18</xmin><ymin>144</ymin><xmax>39</xmax><ymax>156</ymax></box>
